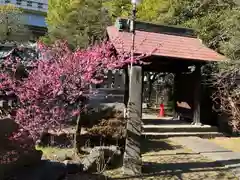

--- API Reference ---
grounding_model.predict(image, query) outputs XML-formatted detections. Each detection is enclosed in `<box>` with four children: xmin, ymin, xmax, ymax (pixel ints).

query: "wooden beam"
<box><xmin>143</xmin><ymin>62</ymin><xmax>190</xmax><ymax>73</ymax></box>
<box><xmin>123</xmin><ymin>65</ymin><xmax>142</xmax><ymax>176</ymax></box>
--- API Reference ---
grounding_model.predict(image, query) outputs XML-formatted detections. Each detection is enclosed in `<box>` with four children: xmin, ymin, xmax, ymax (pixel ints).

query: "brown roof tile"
<box><xmin>107</xmin><ymin>26</ymin><xmax>226</xmax><ymax>62</ymax></box>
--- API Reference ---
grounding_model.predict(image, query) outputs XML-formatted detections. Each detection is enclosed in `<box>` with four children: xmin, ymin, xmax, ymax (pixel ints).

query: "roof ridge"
<box><xmin>115</xmin><ymin>18</ymin><xmax>197</xmax><ymax>38</ymax></box>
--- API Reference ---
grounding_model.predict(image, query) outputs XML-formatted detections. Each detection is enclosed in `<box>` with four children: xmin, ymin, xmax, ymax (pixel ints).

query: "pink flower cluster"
<box><xmin>0</xmin><ymin>41</ymin><xmax>143</xmax><ymax>140</ymax></box>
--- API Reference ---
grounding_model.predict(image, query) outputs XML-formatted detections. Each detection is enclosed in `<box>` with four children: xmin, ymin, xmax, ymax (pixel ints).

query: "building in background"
<box><xmin>0</xmin><ymin>0</ymin><xmax>48</xmax><ymax>39</ymax></box>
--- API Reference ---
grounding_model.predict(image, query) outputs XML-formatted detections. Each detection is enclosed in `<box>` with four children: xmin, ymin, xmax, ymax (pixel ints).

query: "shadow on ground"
<box><xmin>106</xmin><ymin>138</ymin><xmax>238</xmax><ymax>180</ymax></box>
<box><xmin>141</xmin><ymin>138</ymin><xmax>182</xmax><ymax>153</ymax></box>
<box><xmin>142</xmin><ymin>160</ymin><xmax>240</xmax><ymax>174</ymax></box>
<box><xmin>112</xmin><ymin>159</ymin><xmax>239</xmax><ymax>180</ymax></box>
<box><xmin>11</xmin><ymin>160</ymin><xmax>110</xmax><ymax>180</ymax></box>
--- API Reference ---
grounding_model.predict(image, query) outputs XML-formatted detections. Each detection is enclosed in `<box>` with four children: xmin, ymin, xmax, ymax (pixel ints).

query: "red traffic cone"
<box><xmin>159</xmin><ymin>103</ymin><xmax>165</xmax><ymax>117</ymax></box>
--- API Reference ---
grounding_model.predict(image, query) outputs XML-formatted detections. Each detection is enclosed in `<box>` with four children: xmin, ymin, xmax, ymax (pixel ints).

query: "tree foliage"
<box><xmin>46</xmin><ymin>0</ymin><xmax>111</xmax><ymax>49</ymax></box>
<box><xmin>218</xmin><ymin>8</ymin><xmax>240</xmax><ymax>60</ymax></box>
<box><xmin>105</xmin><ymin>0</ymin><xmax>238</xmax><ymax>51</ymax></box>
<box><xmin>104</xmin><ymin>0</ymin><xmax>170</xmax><ymax>22</ymax></box>
<box><xmin>210</xmin><ymin>6</ymin><xmax>240</xmax><ymax>132</ymax></box>
<box><xmin>173</xmin><ymin>0</ymin><xmax>236</xmax><ymax>49</ymax></box>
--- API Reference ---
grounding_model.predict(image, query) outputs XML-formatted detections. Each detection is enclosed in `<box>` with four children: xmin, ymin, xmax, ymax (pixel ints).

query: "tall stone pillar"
<box><xmin>123</xmin><ymin>68</ymin><xmax>129</xmax><ymax>118</ymax></box>
<box><xmin>123</xmin><ymin>65</ymin><xmax>143</xmax><ymax>176</ymax></box>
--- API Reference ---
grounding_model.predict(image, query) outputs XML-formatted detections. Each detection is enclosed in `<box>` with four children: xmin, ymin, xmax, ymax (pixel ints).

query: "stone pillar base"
<box><xmin>122</xmin><ymin>157</ymin><xmax>142</xmax><ymax>176</ymax></box>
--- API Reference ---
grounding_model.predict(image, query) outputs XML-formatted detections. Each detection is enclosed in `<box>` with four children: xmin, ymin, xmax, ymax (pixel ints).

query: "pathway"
<box><xmin>170</xmin><ymin>137</ymin><xmax>240</xmax><ymax>179</ymax></box>
<box><xmin>105</xmin><ymin>138</ymin><xmax>237</xmax><ymax>179</ymax></box>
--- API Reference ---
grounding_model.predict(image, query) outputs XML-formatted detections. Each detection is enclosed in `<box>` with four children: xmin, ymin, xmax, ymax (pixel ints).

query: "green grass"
<box><xmin>36</xmin><ymin>146</ymin><xmax>75</xmax><ymax>160</ymax></box>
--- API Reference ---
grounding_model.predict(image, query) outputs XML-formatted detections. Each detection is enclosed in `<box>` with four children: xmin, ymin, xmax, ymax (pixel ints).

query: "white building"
<box><xmin>0</xmin><ymin>0</ymin><xmax>48</xmax><ymax>38</ymax></box>
<box><xmin>0</xmin><ymin>0</ymin><xmax>48</xmax><ymax>13</ymax></box>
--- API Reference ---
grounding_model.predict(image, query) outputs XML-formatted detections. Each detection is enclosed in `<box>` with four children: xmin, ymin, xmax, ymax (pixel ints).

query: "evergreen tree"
<box><xmin>46</xmin><ymin>0</ymin><xmax>111</xmax><ymax>49</ymax></box>
<box><xmin>103</xmin><ymin>0</ymin><xmax>170</xmax><ymax>22</ymax></box>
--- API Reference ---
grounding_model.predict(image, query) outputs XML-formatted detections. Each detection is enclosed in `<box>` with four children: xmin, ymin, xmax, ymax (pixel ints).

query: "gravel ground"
<box><xmin>104</xmin><ymin>138</ymin><xmax>237</xmax><ymax>180</ymax></box>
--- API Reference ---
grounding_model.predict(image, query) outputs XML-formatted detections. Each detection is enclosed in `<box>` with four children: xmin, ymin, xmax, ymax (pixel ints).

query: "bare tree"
<box><xmin>212</xmin><ymin>62</ymin><xmax>240</xmax><ymax>132</ymax></box>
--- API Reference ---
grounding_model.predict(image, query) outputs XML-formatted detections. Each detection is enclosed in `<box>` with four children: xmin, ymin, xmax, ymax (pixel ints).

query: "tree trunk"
<box><xmin>74</xmin><ymin>113</ymin><xmax>81</xmax><ymax>154</ymax></box>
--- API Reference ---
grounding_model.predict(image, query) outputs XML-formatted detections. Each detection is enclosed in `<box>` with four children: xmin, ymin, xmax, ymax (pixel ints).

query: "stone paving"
<box><xmin>170</xmin><ymin>137</ymin><xmax>240</xmax><ymax>179</ymax></box>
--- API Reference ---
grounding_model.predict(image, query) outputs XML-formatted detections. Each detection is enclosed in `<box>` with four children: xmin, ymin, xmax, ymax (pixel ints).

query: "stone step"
<box><xmin>91</xmin><ymin>88</ymin><xmax>124</xmax><ymax>95</ymax></box>
<box><xmin>90</xmin><ymin>94</ymin><xmax>123</xmax><ymax>100</ymax></box>
<box><xmin>143</xmin><ymin>124</ymin><xmax>218</xmax><ymax>133</ymax></box>
<box><xmin>142</xmin><ymin>131</ymin><xmax>224</xmax><ymax>138</ymax></box>
<box><xmin>88</xmin><ymin>94</ymin><xmax>123</xmax><ymax>104</ymax></box>
<box><xmin>142</xmin><ymin>119</ymin><xmax>187</xmax><ymax>125</ymax></box>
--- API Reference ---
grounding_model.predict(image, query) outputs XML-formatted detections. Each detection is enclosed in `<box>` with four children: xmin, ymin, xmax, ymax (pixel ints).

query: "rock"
<box><xmin>52</xmin><ymin>151</ymin><xmax>73</xmax><ymax>162</ymax></box>
<box><xmin>81</xmin><ymin>146</ymin><xmax>121</xmax><ymax>172</ymax></box>
<box><xmin>82</xmin><ymin>149</ymin><xmax>101</xmax><ymax>172</ymax></box>
<box><xmin>0</xmin><ymin>118</ymin><xmax>42</xmax><ymax>180</ymax></box>
<box><xmin>0</xmin><ymin>118</ymin><xmax>19</xmax><ymax>141</ymax></box>
<box><xmin>37</xmin><ymin>130</ymin><xmax>51</xmax><ymax>146</ymax></box>
<box><xmin>93</xmin><ymin>146</ymin><xmax>121</xmax><ymax>156</ymax></box>
<box><xmin>63</xmin><ymin>160</ymin><xmax>84</xmax><ymax>174</ymax></box>
<box><xmin>12</xmin><ymin>160</ymin><xmax>66</xmax><ymax>180</ymax></box>
<box><xmin>37</xmin><ymin>130</ymin><xmax>73</xmax><ymax>148</ymax></box>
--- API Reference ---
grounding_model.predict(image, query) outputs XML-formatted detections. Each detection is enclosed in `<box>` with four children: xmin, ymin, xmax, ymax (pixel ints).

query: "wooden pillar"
<box><xmin>107</xmin><ymin>70</ymin><xmax>112</xmax><ymax>88</ymax></box>
<box><xmin>192</xmin><ymin>65</ymin><xmax>201</xmax><ymax>125</ymax></box>
<box><xmin>173</xmin><ymin>72</ymin><xmax>179</xmax><ymax>119</ymax></box>
<box><xmin>123</xmin><ymin>65</ymin><xmax>142</xmax><ymax>176</ymax></box>
<box><xmin>114</xmin><ymin>71</ymin><xmax>120</xmax><ymax>88</ymax></box>
<box><xmin>119</xmin><ymin>70</ymin><xmax>125</xmax><ymax>89</ymax></box>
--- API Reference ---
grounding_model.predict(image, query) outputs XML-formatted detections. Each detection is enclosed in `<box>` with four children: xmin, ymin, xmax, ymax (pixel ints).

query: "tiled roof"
<box><xmin>107</xmin><ymin>26</ymin><xmax>226</xmax><ymax>62</ymax></box>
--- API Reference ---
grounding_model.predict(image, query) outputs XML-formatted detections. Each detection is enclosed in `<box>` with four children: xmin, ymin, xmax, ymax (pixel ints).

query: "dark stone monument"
<box><xmin>123</xmin><ymin>66</ymin><xmax>143</xmax><ymax>175</ymax></box>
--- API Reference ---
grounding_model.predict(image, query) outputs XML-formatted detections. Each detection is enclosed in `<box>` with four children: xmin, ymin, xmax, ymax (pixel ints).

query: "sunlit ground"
<box><xmin>36</xmin><ymin>139</ymin><xmax>237</xmax><ymax>180</ymax></box>
<box><xmin>36</xmin><ymin>146</ymin><xmax>76</xmax><ymax>160</ymax></box>
<box><xmin>210</xmin><ymin>137</ymin><xmax>240</xmax><ymax>153</ymax></box>
<box><xmin>104</xmin><ymin>139</ymin><xmax>237</xmax><ymax>180</ymax></box>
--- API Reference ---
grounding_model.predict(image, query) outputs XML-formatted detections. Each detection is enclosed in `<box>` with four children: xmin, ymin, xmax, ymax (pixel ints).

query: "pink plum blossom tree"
<box><xmin>0</xmin><ymin>40</ymin><xmax>145</xmax><ymax>152</ymax></box>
